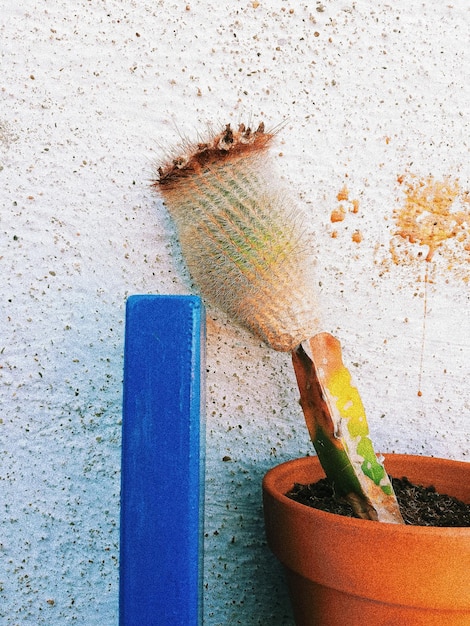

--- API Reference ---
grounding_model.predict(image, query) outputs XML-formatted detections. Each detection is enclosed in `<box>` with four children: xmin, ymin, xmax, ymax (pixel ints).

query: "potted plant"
<box><xmin>153</xmin><ymin>121</ymin><xmax>470</xmax><ymax>624</ymax></box>
<box><xmin>263</xmin><ymin>454</ymin><xmax>470</xmax><ymax>625</ymax></box>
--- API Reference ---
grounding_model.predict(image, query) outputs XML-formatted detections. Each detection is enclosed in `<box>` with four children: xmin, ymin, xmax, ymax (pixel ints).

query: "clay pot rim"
<box><xmin>262</xmin><ymin>453</ymin><xmax>470</xmax><ymax>536</ymax></box>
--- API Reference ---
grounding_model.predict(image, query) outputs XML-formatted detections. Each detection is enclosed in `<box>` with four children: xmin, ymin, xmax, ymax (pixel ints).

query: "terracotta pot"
<box><xmin>263</xmin><ymin>454</ymin><xmax>470</xmax><ymax>626</ymax></box>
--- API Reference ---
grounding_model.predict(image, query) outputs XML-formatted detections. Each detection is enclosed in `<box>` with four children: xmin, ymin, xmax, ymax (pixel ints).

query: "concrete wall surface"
<box><xmin>1</xmin><ymin>1</ymin><xmax>469</xmax><ymax>623</ymax></box>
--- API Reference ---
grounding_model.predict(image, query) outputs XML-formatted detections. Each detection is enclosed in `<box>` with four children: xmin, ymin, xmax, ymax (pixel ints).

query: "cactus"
<box><xmin>293</xmin><ymin>334</ymin><xmax>403</xmax><ymax>522</ymax></box>
<box><xmin>154</xmin><ymin>122</ymin><xmax>404</xmax><ymax>523</ymax></box>
<box><xmin>156</xmin><ymin>123</ymin><xmax>319</xmax><ymax>352</ymax></box>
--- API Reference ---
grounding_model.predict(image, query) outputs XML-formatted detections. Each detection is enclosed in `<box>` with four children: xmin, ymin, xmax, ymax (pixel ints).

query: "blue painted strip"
<box><xmin>120</xmin><ymin>295</ymin><xmax>205</xmax><ymax>626</ymax></box>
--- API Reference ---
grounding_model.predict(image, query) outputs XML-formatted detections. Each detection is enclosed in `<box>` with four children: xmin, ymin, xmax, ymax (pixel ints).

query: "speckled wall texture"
<box><xmin>1</xmin><ymin>1</ymin><xmax>469</xmax><ymax>624</ymax></box>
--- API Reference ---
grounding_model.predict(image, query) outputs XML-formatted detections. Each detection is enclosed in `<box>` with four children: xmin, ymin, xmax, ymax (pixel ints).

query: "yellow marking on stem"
<box><xmin>326</xmin><ymin>367</ymin><xmax>369</xmax><ymax>437</ymax></box>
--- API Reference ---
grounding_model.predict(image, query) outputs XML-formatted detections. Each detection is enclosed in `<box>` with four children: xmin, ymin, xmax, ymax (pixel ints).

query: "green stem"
<box><xmin>292</xmin><ymin>333</ymin><xmax>404</xmax><ymax>524</ymax></box>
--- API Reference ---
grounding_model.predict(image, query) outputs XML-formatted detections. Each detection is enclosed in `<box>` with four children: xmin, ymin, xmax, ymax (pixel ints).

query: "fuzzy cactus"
<box><xmin>154</xmin><ymin>122</ymin><xmax>404</xmax><ymax>524</ymax></box>
<box><xmin>155</xmin><ymin>123</ymin><xmax>319</xmax><ymax>352</ymax></box>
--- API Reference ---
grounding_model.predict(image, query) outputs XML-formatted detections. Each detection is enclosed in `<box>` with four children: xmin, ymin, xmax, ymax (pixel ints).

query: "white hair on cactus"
<box><xmin>154</xmin><ymin>122</ymin><xmax>320</xmax><ymax>351</ymax></box>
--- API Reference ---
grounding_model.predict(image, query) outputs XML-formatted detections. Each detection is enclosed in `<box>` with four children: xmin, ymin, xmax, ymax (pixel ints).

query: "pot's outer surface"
<box><xmin>263</xmin><ymin>454</ymin><xmax>470</xmax><ymax>626</ymax></box>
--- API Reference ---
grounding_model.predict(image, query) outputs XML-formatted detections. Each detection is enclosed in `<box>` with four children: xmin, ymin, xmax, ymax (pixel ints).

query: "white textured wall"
<box><xmin>1</xmin><ymin>1</ymin><xmax>469</xmax><ymax>623</ymax></box>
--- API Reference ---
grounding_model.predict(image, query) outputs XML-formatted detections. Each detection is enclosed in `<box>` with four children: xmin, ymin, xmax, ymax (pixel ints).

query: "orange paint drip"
<box><xmin>330</xmin><ymin>206</ymin><xmax>346</xmax><ymax>223</ymax></box>
<box><xmin>393</xmin><ymin>175</ymin><xmax>469</xmax><ymax>263</ymax></box>
<box><xmin>417</xmin><ymin>263</ymin><xmax>430</xmax><ymax>398</ymax></box>
<box><xmin>336</xmin><ymin>185</ymin><xmax>349</xmax><ymax>202</ymax></box>
<box><xmin>330</xmin><ymin>185</ymin><xmax>360</xmax><ymax>241</ymax></box>
<box><xmin>390</xmin><ymin>174</ymin><xmax>470</xmax><ymax>393</ymax></box>
<box><xmin>352</xmin><ymin>230</ymin><xmax>362</xmax><ymax>244</ymax></box>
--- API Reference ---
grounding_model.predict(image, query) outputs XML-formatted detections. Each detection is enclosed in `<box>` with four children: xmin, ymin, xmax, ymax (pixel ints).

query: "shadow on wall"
<box><xmin>203</xmin><ymin>456</ymin><xmax>296</xmax><ymax>625</ymax></box>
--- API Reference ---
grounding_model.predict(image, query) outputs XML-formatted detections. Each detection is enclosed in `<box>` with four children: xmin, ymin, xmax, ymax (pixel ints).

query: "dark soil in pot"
<box><xmin>287</xmin><ymin>475</ymin><xmax>470</xmax><ymax>527</ymax></box>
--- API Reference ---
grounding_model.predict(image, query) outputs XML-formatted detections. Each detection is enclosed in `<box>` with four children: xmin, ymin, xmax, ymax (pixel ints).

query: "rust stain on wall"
<box><xmin>330</xmin><ymin>205</ymin><xmax>346</xmax><ymax>223</ymax></box>
<box><xmin>351</xmin><ymin>230</ymin><xmax>363</xmax><ymax>244</ymax></box>
<box><xmin>329</xmin><ymin>175</ymin><xmax>468</xmax><ymax>281</ymax></box>
<box><xmin>329</xmin><ymin>185</ymin><xmax>362</xmax><ymax>243</ymax></box>
<box><xmin>390</xmin><ymin>174</ymin><xmax>470</xmax><ymax>280</ymax></box>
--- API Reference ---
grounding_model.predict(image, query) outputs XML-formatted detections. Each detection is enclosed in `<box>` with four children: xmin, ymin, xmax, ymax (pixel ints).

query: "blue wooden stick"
<box><xmin>120</xmin><ymin>295</ymin><xmax>205</xmax><ymax>625</ymax></box>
